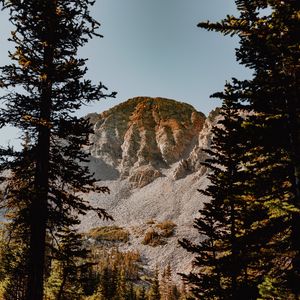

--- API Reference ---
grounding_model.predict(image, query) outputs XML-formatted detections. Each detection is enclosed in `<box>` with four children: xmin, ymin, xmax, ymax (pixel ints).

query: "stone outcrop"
<box><xmin>128</xmin><ymin>165</ymin><xmax>162</xmax><ymax>188</ymax></box>
<box><xmin>89</xmin><ymin>97</ymin><xmax>206</xmax><ymax>187</ymax></box>
<box><xmin>172</xmin><ymin>107</ymin><xmax>221</xmax><ymax>179</ymax></box>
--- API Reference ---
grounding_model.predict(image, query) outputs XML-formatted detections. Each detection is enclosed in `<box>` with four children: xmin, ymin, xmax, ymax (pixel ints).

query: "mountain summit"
<box><xmin>88</xmin><ymin>97</ymin><xmax>206</xmax><ymax>187</ymax></box>
<box><xmin>82</xmin><ymin>97</ymin><xmax>218</xmax><ymax>279</ymax></box>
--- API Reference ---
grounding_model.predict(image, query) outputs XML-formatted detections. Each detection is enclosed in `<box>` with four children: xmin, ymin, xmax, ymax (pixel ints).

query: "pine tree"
<box><xmin>0</xmin><ymin>226</ymin><xmax>28</xmax><ymax>300</ymax></box>
<box><xmin>160</xmin><ymin>264</ymin><xmax>176</xmax><ymax>300</ymax></box>
<box><xmin>45</xmin><ymin>228</ymin><xmax>92</xmax><ymax>300</ymax></box>
<box><xmin>180</xmin><ymin>95</ymin><xmax>274</xmax><ymax>299</ymax></box>
<box><xmin>0</xmin><ymin>135</ymin><xmax>33</xmax><ymax>300</ymax></box>
<box><xmin>126</xmin><ymin>282</ymin><xmax>136</xmax><ymax>300</ymax></box>
<box><xmin>97</xmin><ymin>266</ymin><xmax>118</xmax><ymax>299</ymax></box>
<box><xmin>149</xmin><ymin>267</ymin><xmax>161</xmax><ymax>300</ymax></box>
<box><xmin>115</xmin><ymin>269</ymin><xmax>128</xmax><ymax>300</ymax></box>
<box><xmin>195</xmin><ymin>1</ymin><xmax>300</xmax><ymax>298</ymax></box>
<box><xmin>0</xmin><ymin>0</ymin><xmax>115</xmax><ymax>299</ymax></box>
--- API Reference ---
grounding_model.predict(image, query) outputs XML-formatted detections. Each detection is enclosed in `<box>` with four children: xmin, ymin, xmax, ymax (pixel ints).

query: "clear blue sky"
<box><xmin>0</xmin><ymin>0</ymin><xmax>252</xmax><ymax>147</ymax></box>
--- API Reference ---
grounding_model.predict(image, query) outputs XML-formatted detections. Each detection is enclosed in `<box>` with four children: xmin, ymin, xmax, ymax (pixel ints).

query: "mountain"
<box><xmin>81</xmin><ymin>97</ymin><xmax>219</xmax><ymax>280</ymax></box>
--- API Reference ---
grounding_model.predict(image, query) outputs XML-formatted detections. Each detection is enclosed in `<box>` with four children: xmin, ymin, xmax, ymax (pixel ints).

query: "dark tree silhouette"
<box><xmin>0</xmin><ymin>0</ymin><xmax>115</xmax><ymax>299</ymax></box>
<box><xmin>200</xmin><ymin>0</ymin><xmax>300</xmax><ymax>296</ymax></box>
<box><xmin>182</xmin><ymin>0</ymin><xmax>300</xmax><ymax>298</ymax></box>
<box><xmin>180</xmin><ymin>96</ymin><xmax>270</xmax><ymax>299</ymax></box>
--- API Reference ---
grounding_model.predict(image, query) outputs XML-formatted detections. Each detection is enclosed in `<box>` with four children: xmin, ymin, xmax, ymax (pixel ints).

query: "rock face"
<box><xmin>172</xmin><ymin>107</ymin><xmax>220</xmax><ymax>180</ymax></box>
<box><xmin>82</xmin><ymin>97</ymin><xmax>219</xmax><ymax>280</ymax></box>
<box><xmin>89</xmin><ymin>97</ymin><xmax>206</xmax><ymax>187</ymax></box>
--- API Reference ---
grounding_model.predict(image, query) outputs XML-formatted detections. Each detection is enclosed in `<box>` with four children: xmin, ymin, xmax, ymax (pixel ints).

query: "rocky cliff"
<box><xmin>88</xmin><ymin>97</ymin><xmax>206</xmax><ymax>187</ymax></box>
<box><xmin>82</xmin><ymin>97</ymin><xmax>219</xmax><ymax>280</ymax></box>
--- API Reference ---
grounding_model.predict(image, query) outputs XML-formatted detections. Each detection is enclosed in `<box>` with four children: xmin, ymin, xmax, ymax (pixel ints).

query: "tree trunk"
<box><xmin>26</xmin><ymin>125</ymin><xmax>51</xmax><ymax>300</ymax></box>
<box><xmin>26</xmin><ymin>76</ymin><xmax>52</xmax><ymax>300</ymax></box>
<box><xmin>26</xmin><ymin>2</ymin><xmax>56</xmax><ymax>298</ymax></box>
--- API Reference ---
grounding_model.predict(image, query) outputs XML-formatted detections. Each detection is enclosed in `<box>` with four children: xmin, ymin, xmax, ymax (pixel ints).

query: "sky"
<box><xmin>0</xmin><ymin>0</ymin><xmax>252</xmax><ymax>147</ymax></box>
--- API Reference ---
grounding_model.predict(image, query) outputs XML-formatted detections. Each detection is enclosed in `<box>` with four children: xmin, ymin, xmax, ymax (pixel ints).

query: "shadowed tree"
<box><xmin>180</xmin><ymin>96</ymin><xmax>269</xmax><ymax>299</ymax></box>
<box><xmin>187</xmin><ymin>0</ymin><xmax>300</xmax><ymax>298</ymax></box>
<box><xmin>0</xmin><ymin>0</ymin><xmax>115</xmax><ymax>299</ymax></box>
<box><xmin>0</xmin><ymin>135</ymin><xmax>34</xmax><ymax>299</ymax></box>
<box><xmin>45</xmin><ymin>228</ymin><xmax>93</xmax><ymax>300</ymax></box>
<box><xmin>200</xmin><ymin>0</ymin><xmax>300</xmax><ymax>296</ymax></box>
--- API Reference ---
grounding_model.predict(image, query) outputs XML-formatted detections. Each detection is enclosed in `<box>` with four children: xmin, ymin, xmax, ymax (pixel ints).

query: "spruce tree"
<box><xmin>0</xmin><ymin>0</ymin><xmax>115</xmax><ymax>299</ymax></box>
<box><xmin>196</xmin><ymin>0</ymin><xmax>300</xmax><ymax>297</ymax></box>
<box><xmin>45</xmin><ymin>228</ymin><xmax>92</xmax><ymax>300</ymax></box>
<box><xmin>149</xmin><ymin>267</ymin><xmax>161</xmax><ymax>300</ymax></box>
<box><xmin>127</xmin><ymin>282</ymin><xmax>136</xmax><ymax>300</ymax></box>
<box><xmin>180</xmin><ymin>97</ymin><xmax>268</xmax><ymax>299</ymax></box>
<box><xmin>160</xmin><ymin>264</ymin><xmax>176</xmax><ymax>300</ymax></box>
<box><xmin>0</xmin><ymin>136</ymin><xmax>32</xmax><ymax>299</ymax></box>
<box><xmin>0</xmin><ymin>226</ymin><xmax>28</xmax><ymax>300</ymax></box>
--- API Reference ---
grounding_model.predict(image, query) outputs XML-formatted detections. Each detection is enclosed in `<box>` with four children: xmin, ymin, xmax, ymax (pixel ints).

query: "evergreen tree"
<box><xmin>115</xmin><ymin>269</ymin><xmax>128</xmax><ymax>300</ymax></box>
<box><xmin>180</xmin><ymin>98</ymin><xmax>263</xmax><ymax>299</ymax></box>
<box><xmin>160</xmin><ymin>263</ymin><xmax>178</xmax><ymax>300</ymax></box>
<box><xmin>185</xmin><ymin>0</ymin><xmax>300</xmax><ymax>299</ymax></box>
<box><xmin>45</xmin><ymin>228</ymin><xmax>92</xmax><ymax>300</ymax></box>
<box><xmin>126</xmin><ymin>282</ymin><xmax>137</xmax><ymax>300</ymax></box>
<box><xmin>149</xmin><ymin>267</ymin><xmax>161</xmax><ymax>300</ymax></box>
<box><xmin>0</xmin><ymin>226</ymin><xmax>28</xmax><ymax>300</ymax></box>
<box><xmin>198</xmin><ymin>1</ymin><xmax>300</xmax><ymax>297</ymax></box>
<box><xmin>98</xmin><ymin>266</ymin><xmax>118</xmax><ymax>299</ymax></box>
<box><xmin>0</xmin><ymin>136</ymin><xmax>33</xmax><ymax>300</ymax></box>
<box><xmin>0</xmin><ymin>0</ymin><xmax>115</xmax><ymax>299</ymax></box>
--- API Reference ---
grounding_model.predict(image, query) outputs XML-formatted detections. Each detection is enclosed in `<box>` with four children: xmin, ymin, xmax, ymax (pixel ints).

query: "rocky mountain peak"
<box><xmin>89</xmin><ymin>97</ymin><xmax>206</xmax><ymax>187</ymax></box>
<box><xmin>82</xmin><ymin>98</ymin><xmax>220</xmax><ymax>280</ymax></box>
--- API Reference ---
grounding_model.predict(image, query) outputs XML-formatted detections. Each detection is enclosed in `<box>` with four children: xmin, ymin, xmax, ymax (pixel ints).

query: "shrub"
<box><xmin>142</xmin><ymin>229</ymin><xmax>165</xmax><ymax>247</ymax></box>
<box><xmin>87</xmin><ymin>226</ymin><xmax>129</xmax><ymax>243</ymax></box>
<box><xmin>142</xmin><ymin>220</ymin><xmax>177</xmax><ymax>247</ymax></box>
<box><xmin>156</xmin><ymin>220</ymin><xmax>176</xmax><ymax>238</ymax></box>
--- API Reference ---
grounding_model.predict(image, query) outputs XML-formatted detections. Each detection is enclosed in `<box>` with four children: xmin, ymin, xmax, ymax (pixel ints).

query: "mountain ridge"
<box><xmin>88</xmin><ymin>96</ymin><xmax>207</xmax><ymax>187</ymax></box>
<box><xmin>81</xmin><ymin>97</ymin><xmax>219</xmax><ymax>279</ymax></box>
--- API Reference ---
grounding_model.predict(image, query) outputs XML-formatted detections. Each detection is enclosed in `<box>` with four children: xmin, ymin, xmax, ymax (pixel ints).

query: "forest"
<box><xmin>0</xmin><ymin>0</ymin><xmax>299</xmax><ymax>299</ymax></box>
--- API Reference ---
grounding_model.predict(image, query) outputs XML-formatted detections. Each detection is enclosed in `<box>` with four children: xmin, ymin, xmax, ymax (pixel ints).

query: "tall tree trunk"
<box><xmin>26</xmin><ymin>2</ymin><xmax>55</xmax><ymax>298</ymax></box>
<box><xmin>26</xmin><ymin>74</ymin><xmax>52</xmax><ymax>300</ymax></box>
